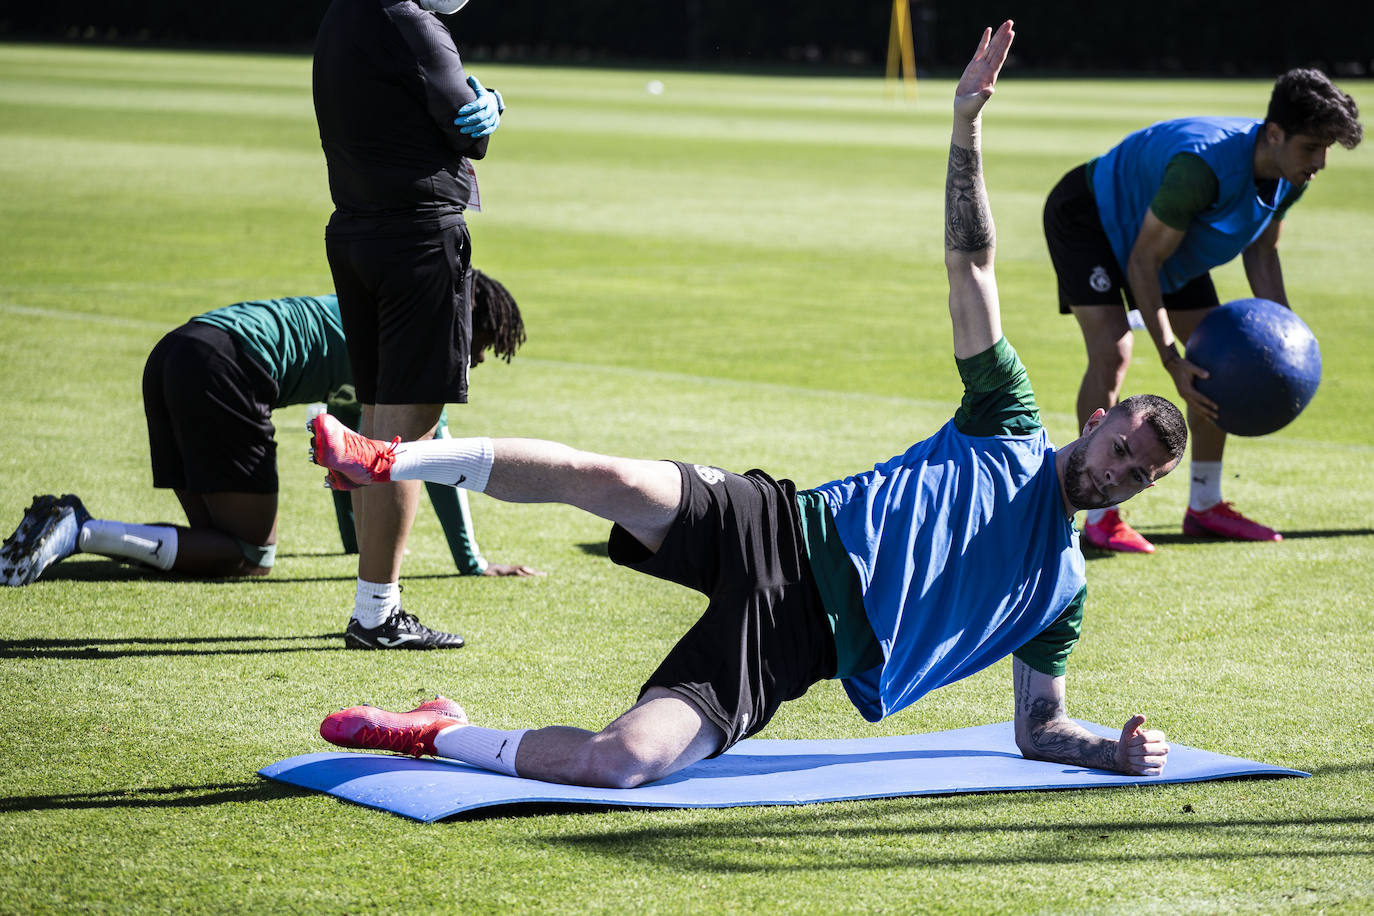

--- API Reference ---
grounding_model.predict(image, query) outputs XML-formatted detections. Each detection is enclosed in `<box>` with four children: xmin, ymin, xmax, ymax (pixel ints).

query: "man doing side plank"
<box><xmin>312</xmin><ymin>22</ymin><xmax>1181</xmax><ymax>788</ymax></box>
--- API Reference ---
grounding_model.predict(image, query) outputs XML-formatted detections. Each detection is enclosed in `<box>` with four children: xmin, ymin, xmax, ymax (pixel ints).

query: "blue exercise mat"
<box><xmin>258</xmin><ymin>720</ymin><xmax>1307</xmax><ymax>822</ymax></box>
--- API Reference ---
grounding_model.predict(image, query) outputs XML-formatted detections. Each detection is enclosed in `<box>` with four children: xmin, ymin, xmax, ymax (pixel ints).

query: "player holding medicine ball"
<box><xmin>1043</xmin><ymin>68</ymin><xmax>1362</xmax><ymax>552</ymax></box>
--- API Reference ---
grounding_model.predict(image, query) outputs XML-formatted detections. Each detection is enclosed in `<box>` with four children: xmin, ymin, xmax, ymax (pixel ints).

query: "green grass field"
<box><xmin>2</xmin><ymin>43</ymin><xmax>1372</xmax><ymax>914</ymax></box>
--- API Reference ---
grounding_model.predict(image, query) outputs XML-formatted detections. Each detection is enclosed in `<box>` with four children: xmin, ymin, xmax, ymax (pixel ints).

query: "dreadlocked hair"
<box><xmin>471</xmin><ymin>267</ymin><xmax>527</xmax><ymax>363</ymax></box>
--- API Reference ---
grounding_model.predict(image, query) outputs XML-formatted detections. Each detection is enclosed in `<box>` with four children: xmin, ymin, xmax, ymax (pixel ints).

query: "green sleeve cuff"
<box><xmin>953</xmin><ymin>337</ymin><xmax>1041</xmax><ymax>437</ymax></box>
<box><xmin>1013</xmin><ymin>586</ymin><xmax>1085</xmax><ymax>677</ymax></box>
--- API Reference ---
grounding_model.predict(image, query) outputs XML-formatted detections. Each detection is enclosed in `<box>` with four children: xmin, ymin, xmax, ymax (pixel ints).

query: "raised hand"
<box><xmin>953</xmin><ymin>20</ymin><xmax>1015</xmax><ymax>122</ymax></box>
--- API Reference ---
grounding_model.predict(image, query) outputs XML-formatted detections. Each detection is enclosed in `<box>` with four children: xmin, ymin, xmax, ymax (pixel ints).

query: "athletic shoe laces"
<box><xmin>340</xmin><ymin>432</ymin><xmax>399</xmax><ymax>481</ymax></box>
<box><xmin>356</xmin><ymin>720</ymin><xmax>431</xmax><ymax>757</ymax></box>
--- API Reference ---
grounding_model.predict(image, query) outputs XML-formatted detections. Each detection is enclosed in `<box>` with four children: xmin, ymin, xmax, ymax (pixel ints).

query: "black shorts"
<box><xmin>143</xmin><ymin>322</ymin><xmax>279</xmax><ymax>494</ymax></box>
<box><xmin>608</xmin><ymin>462</ymin><xmax>837</xmax><ymax>754</ymax></box>
<box><xmin>1044</xmin><ymin>164</ymin><xmax>1220</xmax><ymax>315</ymax></box>
<box><xmin>325</xmin><ymin>222</ymin><xmax>473</xmax><ymax>405</ymax></box>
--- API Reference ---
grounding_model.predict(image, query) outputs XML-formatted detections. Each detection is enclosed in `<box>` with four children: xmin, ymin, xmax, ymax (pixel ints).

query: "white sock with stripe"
<box><xmin>390</xmin><ymin>437</ymin><xmax>494</xmax><ymax>492</ymax></box>
<box><xmin>77</xmin><ymin>520</ymin><xmax>177</xmax><ymax>571</ymax></box>
<box><xmin>433</xmin><ymin>724</ymin><xmax>528</xmax><ymax>777</ymax></box>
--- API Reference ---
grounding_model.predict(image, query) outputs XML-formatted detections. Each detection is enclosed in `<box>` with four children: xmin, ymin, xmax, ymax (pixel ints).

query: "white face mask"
<box><xmin>418</xmin><ymin>0</ymin><xmax>470</xmax><ymax>12</ymax></box>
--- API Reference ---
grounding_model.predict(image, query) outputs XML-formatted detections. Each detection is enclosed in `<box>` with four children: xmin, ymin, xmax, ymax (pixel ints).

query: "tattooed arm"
<box><xmin>945</xmin><ymin>21</ymin><xmax>1013</xmax><ymax>359</ymax></box>
<box><xmin>1012</xmin><ymin>656</ymin><xmax>1170</xmax><ymax>775</ymax></box>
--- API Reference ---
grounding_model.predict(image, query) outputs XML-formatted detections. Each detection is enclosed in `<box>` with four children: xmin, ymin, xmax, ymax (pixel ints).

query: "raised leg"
<box><xmin>483</xmin><ymin>440</ymin><xmax>683</xmax><ymax>552</ymax></box>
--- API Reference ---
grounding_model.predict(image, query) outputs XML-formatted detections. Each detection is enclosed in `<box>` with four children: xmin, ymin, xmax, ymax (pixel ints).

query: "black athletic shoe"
<box><xmin>344</xmin><ymin>610</ymin><xmax>465</xmax><ymax>650</ymax></box>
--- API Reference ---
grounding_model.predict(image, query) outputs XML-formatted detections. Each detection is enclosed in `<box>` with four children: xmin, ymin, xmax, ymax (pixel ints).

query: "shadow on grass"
<box><xmin>32</xmin><ymin>558</ymin><xmax>467</xmax><ymax>585</ymax></box>
<box><xmin>1143</xmin><ymin>527</ymin><xmax>1374</xmax><ymax>546</ymax></box>
<box><xmin>576</xmin><ymin>542</ymin><xmax>610</xmax><ymax>558</ymax></box>
<box><xmin>1304</xmin><ymin>760</ymin><xmax>1374</xmax><ymax>777</ymax></box>
<box><xmin>31</xmin><ymin>558</ymin><xmax>156</xmax><ymax>582</ymax></box>
<box><xmin>542</xmin><ymin>796</ymin><xmax>1374</xmax><ymax>870</ymax></box>
<box><xmin>1084</xmin><ymin>525</ymin><xmax>1374</xmax><ymax>560</ymax></box>
<box><xmin>0</xmin><ymin>633</ymin><xmax>344</xmax><ymax>659</ymax></box>
<box><xmin>0</xmin><ymin>780</ymin><xmax>312</xmax><ymax>813</ymax></box>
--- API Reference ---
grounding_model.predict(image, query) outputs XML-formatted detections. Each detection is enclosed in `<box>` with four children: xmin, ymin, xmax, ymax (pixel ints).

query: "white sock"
<box><xmin>1189</xmin><ymin>461</ymin><xmax>1224</xmax><ymax>512</ymax></box>
<box><xmin>390</xmin><ymin>437</ymin><xmax>494</xmax><ymax>492</ymax></box>
<box><xmin>77</xmin><ymin>520</ymin><xmax>178</xmax><ymax>571</ymax></box>
<box><xmin>352</xmin><ymin>578</ymin><xmax>400</xmax><ymax>629</ymax></box>
<box><xmin>433</xmin><ymin>724</ymin><xmax>528</xmax><ymax>777</ymax></box>
<box><xmin>1084</xmin><ymin>508</ymin><xmax>1111</xmax><ymax>525</ymax></box>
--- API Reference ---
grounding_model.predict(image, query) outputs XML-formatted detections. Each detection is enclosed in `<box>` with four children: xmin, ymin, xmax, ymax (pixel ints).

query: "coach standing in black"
<box><xmin>313</xmin><ymin>0</ymin><xmax>505</xmax><ymax>649</ymax></box>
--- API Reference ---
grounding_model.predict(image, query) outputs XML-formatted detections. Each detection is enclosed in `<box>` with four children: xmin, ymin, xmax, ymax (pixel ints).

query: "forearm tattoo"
<box><xmin>945</xmin><ymin>142</ymin><xmax>995</xmax><ymax>252</ymax></box>
<box><xmin>1024</xmin><ymin>698</ymin><xmax>1118</xmax><ymax>770</ymax></box>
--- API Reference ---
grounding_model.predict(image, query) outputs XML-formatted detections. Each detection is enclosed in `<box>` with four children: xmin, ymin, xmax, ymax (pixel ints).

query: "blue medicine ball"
<box><xmin>1185</xmin><ymin>298</ymin><xmax>1321</xmax><ymax>437</ymax></box>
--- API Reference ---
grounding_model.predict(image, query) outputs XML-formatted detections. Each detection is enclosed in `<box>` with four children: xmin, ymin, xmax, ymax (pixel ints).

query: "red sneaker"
<box><xmin>308</xmin><ymin>414</ymin><xmax>398</xmax><ymax>490</ymax></box>
<box><xmin>1183</xmin><ymin>502</ymin><xmax>1282</xmax><ymax>542</ymax></box>
<box><xmin>320</xmin><ymin>704</ymin><xmax>465</xmax><ymax>758</ymax></box>
<box><xmin>1081</xmin><ymin>508</ymin><xmax>1155</xmax><ymax>553</ymax></box>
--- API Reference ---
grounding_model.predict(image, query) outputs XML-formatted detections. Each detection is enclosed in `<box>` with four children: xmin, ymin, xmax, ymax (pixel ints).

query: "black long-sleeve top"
<box><xmin>313</xmin><ymin>0</ymin><xmax>489</xmax><ymax>238</ymax></box>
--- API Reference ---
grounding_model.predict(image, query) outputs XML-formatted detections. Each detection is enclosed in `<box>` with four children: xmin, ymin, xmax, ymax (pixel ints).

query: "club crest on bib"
<box><xmin>694</xmin><ymin>465</ymin><xmax>725</xmax><ymax>485</ymax></box>
<box><xmin>1089</xmin><ymin>265</ymin><xmax>1112</xmax><ymax>294</ymax></box>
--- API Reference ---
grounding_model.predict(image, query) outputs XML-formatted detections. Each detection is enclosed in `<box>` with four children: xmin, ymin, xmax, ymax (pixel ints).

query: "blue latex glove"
<box><xmin>455</xmin><ymin>76</ymin><xmax>503</xmax><ymax>137</ymax></box>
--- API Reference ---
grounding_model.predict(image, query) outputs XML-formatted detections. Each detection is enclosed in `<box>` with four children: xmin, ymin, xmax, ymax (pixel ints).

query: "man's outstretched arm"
<box><xmin>945</xmin><ymin>20</ymin><xmax>1014</xmax><ymax>359</ymax></box>
<box><xmin>1012</xmin><ymin>657</ymin><xmax>1170</xmax><ymax>776</ymax></box>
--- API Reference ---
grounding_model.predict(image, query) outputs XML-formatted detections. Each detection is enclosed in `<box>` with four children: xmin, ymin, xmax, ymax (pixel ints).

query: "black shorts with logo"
<box><xmin>326</xmin><ymin>221</ymin><xmax>473</xmax><ymax>406</ymax></box>
<box><xmin>143</xmin><ymin>321</ymin><xmax>280</xmax><ymax>494</ymax></box>
<box><xmin>1044</xmin><ymin>163</ymin><xmax>1220</xmax><ymax>315</ymax></box>
<box><xmin>608</xmin><ymin>461</ymin><xmax>837</xmax><ymax>754</ymax></box>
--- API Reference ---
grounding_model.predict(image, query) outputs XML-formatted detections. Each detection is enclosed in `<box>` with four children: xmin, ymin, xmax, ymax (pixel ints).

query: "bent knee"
<box><xmin>568</xmin><ymin>739</ymin><xmax>664</xmax><ymax>790</ymax></box>
<box><xmin>1084</xmin><ymin>337</ymin><xmax>1133</xmax><ymax>383</ymax></box>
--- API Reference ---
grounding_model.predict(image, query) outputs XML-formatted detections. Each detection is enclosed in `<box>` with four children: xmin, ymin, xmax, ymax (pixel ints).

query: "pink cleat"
<box><xmin>1183</xmin><ymin>502</ymin><xmax>1281</xmax><ymax>542</ymax></box>
<box><xmin>406</xmin><ymin>696</ymin><xmax>469</xmax><ymax>724</ymax></box>
<box><xmin>1082</xmin><ymin>508</ymin><xmax>1155</xmax><ymax>554</ymax></box>
<box><xmin>308</xmin><ymin>413</ymin><xmax>399</xmax><ymax>490</ymax></box>
<box><xmin>320</xmin><ymin>701</ymin><xmax>466</xmax><ymax>758</ymax></box>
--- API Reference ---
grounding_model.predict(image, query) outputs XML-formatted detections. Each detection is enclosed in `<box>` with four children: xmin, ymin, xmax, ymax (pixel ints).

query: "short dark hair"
<box><xmin>1115</xmin><ymin>394</ymin><xmax>1187</xmax><ymax>466</ymax></box>
<box><xmin>471</xmin><ymin>267</ymin><xmax>527</xmax><ymax>363</ymax></box>
<box><xmin>1266</xmin><ymin>69</ymin><xmax>1363</xmax><ymax>149</ymax></box>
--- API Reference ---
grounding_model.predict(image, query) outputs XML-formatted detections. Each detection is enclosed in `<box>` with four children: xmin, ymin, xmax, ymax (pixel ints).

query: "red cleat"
<box><xmin>406</xmin><ymin>696</ymin><xmax>469</xmax><ymax>724</ymax></box>
<box><xmin>308</xmin><ymin>413</ymin><xmax>398</xmax><ymax>490</ymax></box>
<box><xmin>1081</xmin><ymin>508</ymin><xmax>1155</xmax><ymax>554</ymax></box>
<box><xmin>1183</xmin><ymin>502</ymin><xmax>1281</xmax><ymax>542</ymax></box>
<box><xmin>320</xmin><ymin>702</ymin><xmax>466</xmax><ymax>758</ymax></box>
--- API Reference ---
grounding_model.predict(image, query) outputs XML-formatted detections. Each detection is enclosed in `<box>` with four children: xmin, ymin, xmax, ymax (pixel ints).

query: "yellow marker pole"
<box><xmin>886</xmin><ymin>0</ymin><xmax>917</xmax><ymax>101</ymax></box>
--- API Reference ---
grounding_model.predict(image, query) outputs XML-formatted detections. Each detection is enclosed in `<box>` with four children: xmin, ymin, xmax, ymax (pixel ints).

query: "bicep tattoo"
<box><xmin>945</xmin><ymin>142</ymin><xmax>995</xmax><ymax>252</ymax></box>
